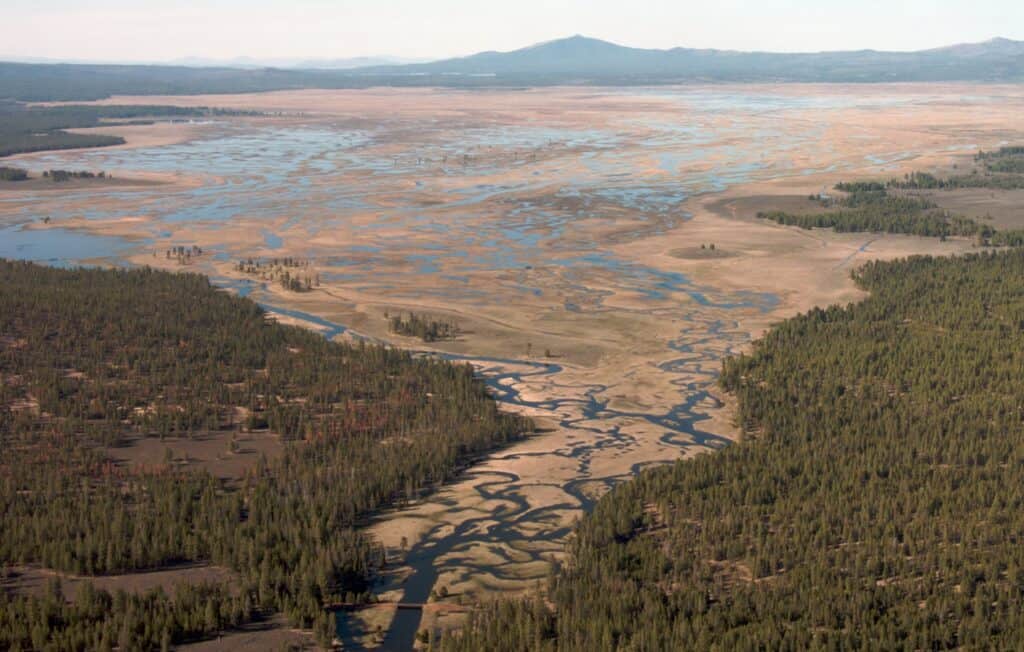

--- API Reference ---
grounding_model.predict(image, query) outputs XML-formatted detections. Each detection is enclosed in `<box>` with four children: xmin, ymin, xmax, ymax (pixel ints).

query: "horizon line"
<box><xmin>0</xmin><ymin>33</ymin><xmax>1019</xmax><ymax>69</ymax></box>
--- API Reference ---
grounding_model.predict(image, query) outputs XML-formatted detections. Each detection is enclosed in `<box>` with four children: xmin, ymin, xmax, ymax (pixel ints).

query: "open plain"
<box><xmin>2</xmin><ymin>84</ymin><xmax>1023</xmax><ymax>647</ymax></box>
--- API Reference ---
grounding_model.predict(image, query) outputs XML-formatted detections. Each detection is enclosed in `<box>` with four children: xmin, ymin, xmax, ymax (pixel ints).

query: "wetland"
<box><xmin>3</xmin><ymin>83</ymin><xmax>1023</xmax><ymax>648</ymax></box>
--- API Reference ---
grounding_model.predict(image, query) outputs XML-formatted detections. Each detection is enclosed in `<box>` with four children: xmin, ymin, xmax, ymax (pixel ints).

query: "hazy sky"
<box><xmin>2</xmin><ymin>0</ymin><xmax>1022</xmax><ymax>62</ymax></box>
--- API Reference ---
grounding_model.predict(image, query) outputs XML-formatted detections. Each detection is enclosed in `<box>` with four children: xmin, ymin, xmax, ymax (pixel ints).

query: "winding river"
<box><xmin>1</xmin><ymin>85</ymin><xmax>989</xmax><ymax>650</ymax></box>
<box><xmin>205</xmin><ymin>279</ymin><xmax>775</xmax><ymax>649</ymax></box>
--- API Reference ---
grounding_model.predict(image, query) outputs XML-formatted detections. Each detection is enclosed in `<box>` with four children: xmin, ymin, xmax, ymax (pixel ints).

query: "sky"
<box><xmin>2</xmin><ymin>0</ymin><xmax>1022</xmax><ymax>63</ymax></box>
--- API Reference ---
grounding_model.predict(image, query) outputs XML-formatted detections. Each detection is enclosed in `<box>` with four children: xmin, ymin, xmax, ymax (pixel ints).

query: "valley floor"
<box><xmin>2</xmin><ymin>83</ymin><xmax>1022</xmax><ymax>647</ymax></box>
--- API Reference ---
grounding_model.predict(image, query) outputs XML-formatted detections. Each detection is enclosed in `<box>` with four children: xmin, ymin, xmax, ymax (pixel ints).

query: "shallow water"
<box><xmin>2</xmin><ymin>89</ymin><xmax>877</xmax><ymax>286</ymax></box>
<box><xmin>0</xmin><ymin>224</ymin><xmax>136</xmax><ymax>267</ymax></box>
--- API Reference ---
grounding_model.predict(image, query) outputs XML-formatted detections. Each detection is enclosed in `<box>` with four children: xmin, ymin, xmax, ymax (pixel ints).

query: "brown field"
<box><xmin>2</xmin><ymin>564</ymin><xmax>235</xmax><ymax>601</ymax></box>
<box><xmin>177</xmin><ymin>615</ymin><xmax>313</xmax><ymax>652</ymax></box>
<box><xmin>911</xmin><ymin>188</ymin><xmax>1024</xmax><ymax>230</ymax></box>
<box><xmin>104</xmin><ymin>430</ymin><xmax>286</xmax><ymax>483</ymax></box>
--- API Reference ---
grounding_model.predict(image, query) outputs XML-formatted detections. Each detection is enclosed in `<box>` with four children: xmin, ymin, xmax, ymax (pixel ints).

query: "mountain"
<box><xmin>288</xmin><ymin>56</ymin><xmax>429</xmax><ymax>70</ymax></box>
<box><xmin>927</xmin><ymin>36</ymin><xmax>1024</xmax><ymax>57</ymax></box>
<box><xmin>0</xmin><ymin>54</ymin><xmax>427</xmax><ymax>69</ymax></box>
<box><xmin>358</xmin><ymin>34</ymin><xmax>1024</xmax><ymax>83</ymax></box>
<box><xmin>2</xmin><ymin>36</ymin><xmax>1022</xmax><ymax>102</ymax></box>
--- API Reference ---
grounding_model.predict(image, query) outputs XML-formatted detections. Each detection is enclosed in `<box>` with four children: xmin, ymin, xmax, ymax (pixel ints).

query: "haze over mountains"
<box><xmin>171</xmin><ymin>55</ymin><xmax>428</xmax><ymax>69</ymax></box>
<box><xmin>0</xmin><ymin>54</ymin><xmax>426</xmax><ymax>69</ymax></box>
<box><xmin>2</xmin><ymin>35</ymin><xmax>1023</xmax><ymax>101</ymax></box>
<box><xmin>364</xmin><ymin>34</ymin><xmax>1024</xmax><ymax>81</ymax></box>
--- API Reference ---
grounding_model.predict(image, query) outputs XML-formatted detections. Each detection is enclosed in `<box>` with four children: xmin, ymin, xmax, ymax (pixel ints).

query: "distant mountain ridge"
<box><xmin>2</xmin><ymin>35</ymin><xmax>1022</xmax><ymax>101</ymax></box>
<box><xmin>0</xmin><ymin>54</ymin><xmax>425</xmax><ymax>69</ymax></box>
<box><xmin>358</xmin><ymin>34</ymin><xmax>1024</xmax><ymax>82</ymax></box>
<box><xmin>168</xmin><ymin>55</ymin><xmax>427</xmax><ymax>70</ymax></box>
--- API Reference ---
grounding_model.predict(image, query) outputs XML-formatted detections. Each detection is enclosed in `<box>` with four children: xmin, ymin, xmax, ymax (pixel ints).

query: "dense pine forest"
<box><xmin>760</xmin><ymin>147</ymin><xmax>1024</xmax><ymax>242</ymax></box>
<box><xmin>0</xmin><ymin>102</ymin><xmax>255</xmax><ymax>157</ymax></box>
<box><xmin>890</xmin><ymin>147</ymin><xmax>1024</xmax><ymax>190</ymax></box>
<box><xmin>758</xmin><ymin>188</ymin><xmax>981</xmax><ymax>238</ymax></box>
<box><xmin>0</xmin><ymin>261</ymin><xmax>530</xmax><ymax>649</ymax></box>
<box><xmin>444</xmin><ymin>247</ymin><xmax>1024</xmax><ymax>649</ymax></box>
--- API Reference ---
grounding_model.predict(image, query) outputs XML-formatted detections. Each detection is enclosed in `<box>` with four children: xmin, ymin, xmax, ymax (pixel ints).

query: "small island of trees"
<box><xmin>235</xmin><ymin>257</ymin><xmax>320</xmax><ymax>292</ymax></box>
<box><xmin>386</xmin><ymin>311</ymin><xmax>460</xmax><ymax>342</ymax></box>
<box><xmin>43</xmin><ymin>169</ymin><xmax>107</xmax><ymax>182</ymax></box>
<box><xmin>0</xmin><ymin>166</ymin><xmax>29</xmax><ymax>181</ymax></box>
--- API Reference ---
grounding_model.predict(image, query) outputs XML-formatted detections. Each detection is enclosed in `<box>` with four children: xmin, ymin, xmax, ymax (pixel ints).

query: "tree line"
<box><xmin>763</xmin><ymin>155</ymin><xmax>1024</xmax><ymax>245</ymax></box>
<box><xmin>0</xmin><ymin>101</ymin><xmax>258</xmax><ymax>158</ymax></box>
<box><xmin>444</xmin><ymin>250</ymin><xmax>1024</xmax><ymax>648</ymax></box>
<box><xmin>0</xmin><ymin>261</ymin><xmax>531</xmax><ymax>649</ymax></box>
<box><xmin>760</xmin><ymin>185</ymin><xmax>984</xmax><ymax>238</ymax></box>
<box><xmin>890</xmin><ymin>147</ymin><xmax>1024</xmax><ymax>189</ymax></box>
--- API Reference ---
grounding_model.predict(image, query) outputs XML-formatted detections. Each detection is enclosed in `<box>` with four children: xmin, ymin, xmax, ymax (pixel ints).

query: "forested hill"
<box><xmin>0</xmin><ymin>261</ymin><xmax>530</xmax><ymax>650</ymax></box>
<box><xmin>3</xmin><ymin>35</ymin><xmax>1024</xmax><ymax>101</ymax></box>
<box><xmin>444</xmin><ymin>249</ymin><xmax>1024</xmax><ymax>649</ymax></box>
